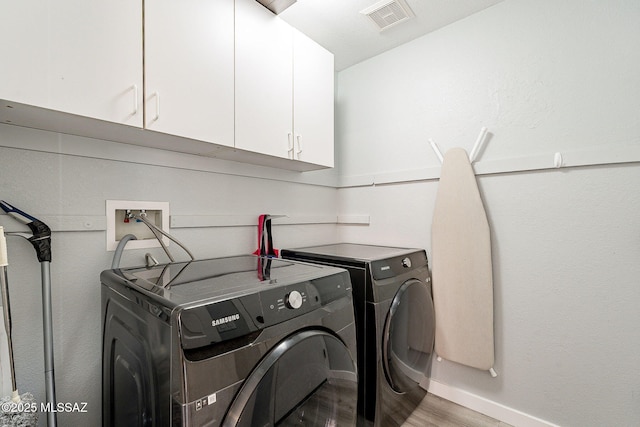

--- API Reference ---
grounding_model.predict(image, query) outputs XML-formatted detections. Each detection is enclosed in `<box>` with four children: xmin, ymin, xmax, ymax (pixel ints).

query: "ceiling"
<box><xmin>279</xmin><ymin>0</ymin><xmax>505</xmax><ymax>71</ymax></box>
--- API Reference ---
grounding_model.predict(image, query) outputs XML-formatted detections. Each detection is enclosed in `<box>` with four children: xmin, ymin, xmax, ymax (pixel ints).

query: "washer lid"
<box><xmin>109</xmin><ymin>255</ymin><xmax>343</xmax><ymax>307</ymax></box>
<box><xmin>283</xmin><ymin>243</ymin><xmax>421</xmax><ymax>263</ymax></box>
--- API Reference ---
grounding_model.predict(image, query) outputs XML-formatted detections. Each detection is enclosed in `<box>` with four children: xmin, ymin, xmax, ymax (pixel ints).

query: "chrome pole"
<box><xmin>0</xmin><ymin>264</ymin><xmax>16</xmax><ymax>393</ymax></box>
<box><xmin>41</xmin><ymin>261</ymin><xmax>57</xmax><ymax>427</ymax></box>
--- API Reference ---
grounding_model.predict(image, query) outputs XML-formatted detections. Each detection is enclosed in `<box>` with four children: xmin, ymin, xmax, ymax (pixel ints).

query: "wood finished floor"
<box><xmin>401</xmin><ymin>393</ymin><xmax>514</xmax><ymax>427</ymax></box>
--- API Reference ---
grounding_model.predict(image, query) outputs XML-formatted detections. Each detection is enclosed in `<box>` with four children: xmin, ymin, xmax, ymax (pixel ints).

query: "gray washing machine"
<box><xmin>281</xmin><ymin>244</ymin><xmax>435</xmax><ymax>427</ymax></box>
<box><xmin>101</xmin><ymin>255</ymin><xmax>358</xmax><ymax>426</ymax></box>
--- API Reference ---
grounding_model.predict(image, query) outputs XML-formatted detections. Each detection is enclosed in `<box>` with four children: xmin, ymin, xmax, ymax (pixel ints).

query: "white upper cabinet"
<box><xmin>235</xmin><ymin>0</ymin><xmax>294</xmax><ymax>159</ymax></box>
<box><xmin>0</xmin><ymin>0</ymin><xmax>334</xmax><ymax>170</ymax></box>
<box><xmin>292</xmin><ymin>30</ymin><xmax>335</xmax><ymax>168</ymax></box>
<box><xmin>0</xmin><ymin>0</ymin><xmax>143</xmax><ymax>127</ymax></box>
<box><xmin>144</xmin><ymin>0</ymin><xmax>234</xmax><ymax>147</ymax></box>
<box><xmin>235</xmin><ymin>0</ymin><xmax>335</xmax><ymax>168</ymax></box>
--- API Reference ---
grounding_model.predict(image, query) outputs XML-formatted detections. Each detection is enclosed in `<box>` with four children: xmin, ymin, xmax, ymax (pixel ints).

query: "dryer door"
<box><xmin>382</xmin><ymin>279</ymin><xmax>435</xmax><ymax>393</ymax></box>
<box><xmin>223</xmin><ymin>329</ymin><xmax>358</xmax><ymax>427</ymax></box>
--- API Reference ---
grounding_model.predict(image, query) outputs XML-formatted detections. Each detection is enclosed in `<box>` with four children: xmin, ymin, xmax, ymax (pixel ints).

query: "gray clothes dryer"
<box><xmin>101</xmin><ymin>255</ymin><xmax>358</xmax><ymax>427</ymax></box>
<box><xmin>281</xmin><ymin>244</ymin><xmax>435</xmax><ymax>427</ymax></box>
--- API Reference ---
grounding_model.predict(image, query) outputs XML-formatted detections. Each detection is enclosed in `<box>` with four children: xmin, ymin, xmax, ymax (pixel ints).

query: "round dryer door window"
<box><xmin>382</xmin><ymin>279</ymin><xmax>435</xmax><ymax>393</ymax></box>
<box><xmin>223</xmin><ymin>330</ymin><xmax>358</xmax><ymax>427</ymax></box>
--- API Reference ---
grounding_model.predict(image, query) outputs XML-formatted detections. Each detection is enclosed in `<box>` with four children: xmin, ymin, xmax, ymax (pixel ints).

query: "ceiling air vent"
<box><xmin>256</xmin><ymin>0</ymin><xmax>297</xmax><ymax>15</ymax></box>
<box><xmin>360</xmin><ymin>0</ymin><xmax>415</xmax><ymax>31</ymax></box>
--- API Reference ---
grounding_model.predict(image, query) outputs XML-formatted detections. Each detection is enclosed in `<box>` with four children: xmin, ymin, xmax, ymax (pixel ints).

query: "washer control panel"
<box><xmin>262</xmin><ymin>283</ymin><xmax>314</xmax><ymax>324</ymax></box>
<box><xmin>285</xmin><ymin>290</ymin><xmax>303</xmax><ymax>309</ymax></box>
<box><xmin>261</xmin><ymin>271</ymin><xmax>351</xmax><ymax>326</ymax></box>
<box><xmin>178</xmin><ymin>270</ymin><xmax>351</xmax><ymax>349</ymax></box>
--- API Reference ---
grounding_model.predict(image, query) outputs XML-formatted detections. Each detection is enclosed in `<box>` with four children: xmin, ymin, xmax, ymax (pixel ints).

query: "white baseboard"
<box><xmin>426</xmin><ymin>380</ymin><xmax>560</xmax><ymax>427</ymax></box>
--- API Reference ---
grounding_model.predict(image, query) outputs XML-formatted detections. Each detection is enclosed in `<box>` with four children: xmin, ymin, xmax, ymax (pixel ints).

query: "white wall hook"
<box><xmin>428</xmin><ymin>127</ymin><xmax>490</xmax><ymax>166</ymax></box>
<box><xmin>554</xmin><ymin>152</ymin><xmax>563</xmax><ymax>168</ymax></box>
<box><xmin>469</xmin><ymin>127</ymin><xmax>489</xmax><ymax>163</ymax></box>
<box><xmin>429</xmin><ymin>139</ymin><xmax>444</xmax><ymax>164</ymax></box>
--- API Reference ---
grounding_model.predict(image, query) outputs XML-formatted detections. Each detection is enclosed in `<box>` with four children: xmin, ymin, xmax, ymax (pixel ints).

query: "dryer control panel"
<box><xmin>370</xmin><ymin>250</ymin><xmax>428</xmax><ymax>280</ymax></box>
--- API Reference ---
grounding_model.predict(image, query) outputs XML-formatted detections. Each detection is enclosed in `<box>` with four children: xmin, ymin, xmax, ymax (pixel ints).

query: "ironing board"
<box><xmin>431</xmin><ymin>148</ymin><xmax>495</xmax><ymax>372</ymax></box>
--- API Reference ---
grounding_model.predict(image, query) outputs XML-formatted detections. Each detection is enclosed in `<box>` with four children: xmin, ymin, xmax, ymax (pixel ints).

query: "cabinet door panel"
<box><xmin>145</xmin><ymin>0</ymin><xmax>234</xmax><ymax>147</ymax></box>
<box><xmin>235</xmin><ymin>0</ymin><xmax>293</xmax><ymax>159</ymax></box>
<box><xmin>0</xmin><ymin>0</ymin><xmax>49</xmax><ymax>106</ymax></box>
<box><xmin>0</xmin><ymin>0</ymin><xmax>143</xmax><ymax>127</ymax></box>
<box><xmin>293</xmin><ymin>30</ymin><xmax>334</xmax><ymax>167</ymax></box>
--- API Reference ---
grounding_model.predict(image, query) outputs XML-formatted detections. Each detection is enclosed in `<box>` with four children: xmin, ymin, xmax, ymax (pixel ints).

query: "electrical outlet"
<box><xmin>106</xmin><ymin>200</ymin><xmax>170</xmax><ymax>251</ymax></box>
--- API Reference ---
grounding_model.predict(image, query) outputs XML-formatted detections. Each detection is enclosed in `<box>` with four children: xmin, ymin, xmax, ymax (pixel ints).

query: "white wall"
<box><xmin>0</xmin><ymin>125</ymin><xmax>340</xmax><ymax>426</ymax></box>
<box><xmin>1</xmin><ymin>0</ymin><xmax>639</xmax><ymax>426</ymax></box>
<box><xmin>337</xmin><ymin>0</ymin><xmax>640</xmax><ymax>178</ymax></box>
<box><xmin>336</xmin><ymin>0</ymin><xmax>640</xmax><ymax>426</ymax></box>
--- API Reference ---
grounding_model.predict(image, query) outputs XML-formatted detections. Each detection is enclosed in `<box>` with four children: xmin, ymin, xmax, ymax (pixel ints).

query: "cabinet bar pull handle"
<box><xmin>132</xmin><ymin>84</ymin><xmax>139</xmax><ymax>115</ymax></box>
<box><xmin>153</xmin><ymin>91</ymin><xmax>160</xmax><ymax>122</ymax></box>
<box><xmin>287</xmin><ymin>133</ymin><xmax>294</xmax><ymax>159</ymax></box>
<box><xmin>296</xmin><ymin>134</ymin><xmax>302</xmax><ymax>159</ymax></box>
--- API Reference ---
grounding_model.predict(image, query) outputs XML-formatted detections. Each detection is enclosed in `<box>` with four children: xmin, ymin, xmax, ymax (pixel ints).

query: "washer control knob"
<box><xmin>285</xmin><ymin>290</ymin><xmax>303</xmax><ymax>309</ymax></box>
<box><xmin>402</xmin><ymin>257</ymin><xmax>412</xmax><ymax>268</ymax></box>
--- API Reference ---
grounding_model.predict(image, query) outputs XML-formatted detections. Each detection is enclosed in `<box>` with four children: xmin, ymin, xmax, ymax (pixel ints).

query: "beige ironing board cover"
<box><xmin>431</xmin><ymin>147</ymin><xmax>494</xmax><ymax>371</ymax></box>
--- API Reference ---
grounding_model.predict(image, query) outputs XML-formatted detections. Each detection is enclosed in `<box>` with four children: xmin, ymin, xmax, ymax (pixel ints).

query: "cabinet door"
<box><xmin>235</xmin><ymin>0</ymin><xmax>293</xmax><ymax>159</ymax></box>
<box><xmin>0</xmin><ymin>0</ymin><xmax>143</xmax><ymax>127</ymax></box>
<box><xmin>0</xmin><ymin>1</ymin><xmax>48</xmax><ymax>107</ymax></box>
<box><xmin>293</xmin><ymin>30</ymin><xmax>335</xmax><ymax>168</ymax></box>
<box><xmin>144</xmin><ymin>0</ymin><xmax>234</xmax><ymax>147</ymax></box>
